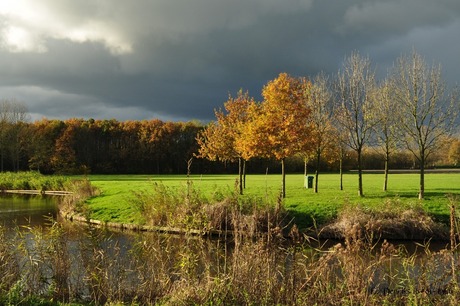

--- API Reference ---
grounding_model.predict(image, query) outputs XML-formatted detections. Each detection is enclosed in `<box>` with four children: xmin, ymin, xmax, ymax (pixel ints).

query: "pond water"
<box><xmin>0</xmin><ymin>194</ymin><xmax>57</xmax><ymax>227</ymax></box>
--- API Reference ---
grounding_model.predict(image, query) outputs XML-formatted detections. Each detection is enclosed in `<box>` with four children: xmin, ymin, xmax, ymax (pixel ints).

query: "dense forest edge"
<box><xmin>0</xmin><ymin>116</ymin><xmax>459</xmax><ymax>176</ymax></box>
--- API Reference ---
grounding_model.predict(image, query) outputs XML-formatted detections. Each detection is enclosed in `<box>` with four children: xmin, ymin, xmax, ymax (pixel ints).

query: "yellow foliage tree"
<box><xmin>197</xmin><ymin>90</ymin><xmax>255</xmax><ymax>194</ymax></box>
<box><xmin>238</xmin><ymin>73</ymin><xmax>312</xmax><ymax>198</ymax></box>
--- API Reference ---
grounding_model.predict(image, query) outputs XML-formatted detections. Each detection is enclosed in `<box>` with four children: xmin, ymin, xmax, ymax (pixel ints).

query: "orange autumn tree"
<box><xmin>239</xmin><ymin>73</ymin><xmax>311</xmax><ymax>198</ymax></box>
<box><xmin>197</xmin><ymin>90</ymin><xmax>255</xmax><ymax>194</ymax></box>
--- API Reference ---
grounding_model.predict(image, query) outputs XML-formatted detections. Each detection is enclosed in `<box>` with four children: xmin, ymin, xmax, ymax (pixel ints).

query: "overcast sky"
<box><xmin>1</xmin><ymin>0</ymin><xmax>459</xmax><ymax>122</ymax></box>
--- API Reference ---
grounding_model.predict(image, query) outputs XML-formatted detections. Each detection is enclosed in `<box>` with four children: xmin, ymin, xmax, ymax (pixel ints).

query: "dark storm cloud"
<box><xmin>0</xmin><ymin>0</ymin><xmax>459</xmax><ymax>121</ymax></box>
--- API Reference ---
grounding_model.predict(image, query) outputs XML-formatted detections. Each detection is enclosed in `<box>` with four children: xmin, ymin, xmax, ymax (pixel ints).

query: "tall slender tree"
<box><xmin>51</xmin><ymin>120</ymin><xmax>78</xmax><ymax>173</ymax></box>
<box><xmin>371</xmin><ymin>79</ymin><xmax>399</xmax><ymax>191</ymax></box>
<box><xmin>197</xmin><ymin>90</ymin><xmax>255</xmax><ymax>194</ymax></box>
<box><xmin>307</xmin><ymin>73</ymin><xmax>336</xmax><ymax>193</ymax></box>
<box><xmin>335</xmin><ymin>52</ymin><xmax>378</xmax><ymax>197</ymax></box>
<box><xmin>392</xmin><ymin>50</ymin><xmax>459</xmax><ymax>199</ymax></box>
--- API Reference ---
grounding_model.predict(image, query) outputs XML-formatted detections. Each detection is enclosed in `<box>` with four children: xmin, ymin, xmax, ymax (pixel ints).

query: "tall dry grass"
<box><xmin>0</xmin><ymin>226</ymin><xmax>20</xmax><ymax>300</ymax></box>
<box><xmin>134</xmin><ymin>180</ymin><xmax>286</xmax><ymax>237</ymax></box>
<box><xmin>319</xmin><ymin>198</ymin><xmax>449</xmax><ymax>241</ymax></box>
<box><xmin>1</xmin><ymin>219</ymin><xmax>460</xmax><ymax>305</ymax></box>
<box><xmin>58</xmin><ymin>178</ymin><xmax>100</xmax><ymax>218</ymax></box>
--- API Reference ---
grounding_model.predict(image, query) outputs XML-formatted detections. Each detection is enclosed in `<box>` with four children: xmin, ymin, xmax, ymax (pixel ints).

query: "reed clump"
<box><xmin>320</xmin><ymin>198</ymin><xmax>449</xmax><ymax>241</ymax></box>
<box><xmin>134</xmin><ymin>181</ymin><xmax>286</xmax><ymax>236</ymax></box>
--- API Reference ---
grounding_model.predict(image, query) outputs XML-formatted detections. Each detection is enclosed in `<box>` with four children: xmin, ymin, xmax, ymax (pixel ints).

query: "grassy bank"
<box><xmin>85</xmin><ymin>172</ymin><xmax>460</xmax><ymax>230</ymax></box>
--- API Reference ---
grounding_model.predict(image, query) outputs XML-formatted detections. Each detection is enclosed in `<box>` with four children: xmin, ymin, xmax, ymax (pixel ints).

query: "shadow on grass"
<box><xmin>286</xmin><ymin>208</ymin><xmax>337</xmax><ymax>231</ymax></box>
<box><xmin>430</xmin><ymin>212</ymin><xmax>450</xmax><ymax>225</ymax></box>
<box><xmin>361</xmin><ymin>191</ymin><xmax>455</xmax><ymax>200</ymax></box>
<box><xmin>90</xmin><ymin>175</ymin><xmax>236</xmax><ymax>182</ymax></box>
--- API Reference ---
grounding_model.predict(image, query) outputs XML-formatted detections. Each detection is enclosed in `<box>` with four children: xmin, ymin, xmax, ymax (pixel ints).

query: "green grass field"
<box><xmin>85</xmin><ymin>172</ymin><xmax>460</xmax><ymax>229</ymax></box>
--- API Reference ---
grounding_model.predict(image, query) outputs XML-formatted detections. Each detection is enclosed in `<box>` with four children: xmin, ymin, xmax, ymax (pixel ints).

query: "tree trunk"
<box><xmin>243</xmin><ymin>159</ymin><xmax>246</xmax><ymax>189</ymax></box>
<box><xmin>304</xmin><ymin>158</ymin><xmax>308</xmax><ymax>188</ymax></box>
<box><xmin>419</xmin><ymin>153</ymin><xmax>425</xmax><ymax>200</ymax></box>
<box><xmin>238</xmin><ymin>157</ymin><xmax>243</xmax><ymax>195</ymax></box>
<box><xmin>357</xmin><ymin>148</ymin><xmax>364</xmax><ymax>197</ymax></box>
<box><xmin>304</xmin><ymin>158</ymin><xmax>308</xmax><ymax>177</ymax></box>
<box><xmin>383</xmin><ymin>153</ymin><xmax>389</xmax><ymax>192</ymax></box>
<box><xmin>339</xmin><ymin>147</ymin><xmax>343</xmax><ymax>190</ymax></box>
<box><xmin>281</xmin><ymin>158</ymin><xmax>286</xmax><ymax>198</ymax></box>
<box><xmin>314</xmin><ymin>171</ymin><xmax>319</xmax><ymax>193</ymax></box>
<box><xmin>314</xmin><ymin>150</ymin><xmax>320</xmax><ymax>193</ymax></box>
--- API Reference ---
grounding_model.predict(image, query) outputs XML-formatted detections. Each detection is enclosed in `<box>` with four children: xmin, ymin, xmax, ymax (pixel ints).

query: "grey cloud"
<box><xmin>0</xmin><ymin>0</ymin><xmax>459</xmax><ymax>121</ymax></box>
<box><xmin>340</xmin><ymin>0</ymin><xmax>460</xmax><ymax>37</ymax></box>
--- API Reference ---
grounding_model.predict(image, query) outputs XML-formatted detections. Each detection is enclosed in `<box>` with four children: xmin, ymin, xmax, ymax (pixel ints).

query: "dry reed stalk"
<box><xmin>0</xmin><ymin>227</ymin><xmax>20</xmax><ymax>296</ymax></box>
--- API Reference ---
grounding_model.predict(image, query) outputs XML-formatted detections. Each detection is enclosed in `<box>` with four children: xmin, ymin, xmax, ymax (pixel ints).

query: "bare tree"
<box><xmin>392</xmin><ymin>50</ymin><xmax>459</xmax><ymax>199</ymax></box>
<box><xmin>307</xmin><ymin>72</ymin><xmax>336</xmax><ymax>193</ymax></box>
<box><xmin>371</xmin><ymin>79</ymin><xmax>399</xmax><ymax>191</ymax></box>
<box><xmin>335</xmin><ymin>52</ymin><xmax>378</xmax><ymax>197</ymax></box>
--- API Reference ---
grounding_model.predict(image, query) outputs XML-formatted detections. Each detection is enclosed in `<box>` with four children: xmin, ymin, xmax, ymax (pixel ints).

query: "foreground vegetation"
<box><xmin>1</xmin><ymin>200</ymin><xmax>460</xmax><ymax>305</ymax></box>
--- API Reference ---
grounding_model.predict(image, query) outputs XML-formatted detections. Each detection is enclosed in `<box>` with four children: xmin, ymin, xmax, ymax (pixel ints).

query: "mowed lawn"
<box><xmin>85</xmin><ymin>172</ymin><xmax>460</xmax><ymax>229</ymax></box>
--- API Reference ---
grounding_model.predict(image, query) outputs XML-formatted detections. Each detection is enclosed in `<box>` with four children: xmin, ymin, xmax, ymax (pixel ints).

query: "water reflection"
<box><xmin>0</xmin><ymin>194</ymin><xmax>57</xmax><ymax>227</ymax></box>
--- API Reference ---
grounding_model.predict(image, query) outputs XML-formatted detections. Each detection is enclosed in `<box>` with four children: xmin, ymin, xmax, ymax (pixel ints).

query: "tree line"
<box><xmin>197</xmin><ymin>50</ymin><xmax>460</xmax><ymax>199</ymax></box>
<box><xmin>0</xmin><ymin>115</ymin><xmax>207</xmax><ymax>175</ymax></box>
